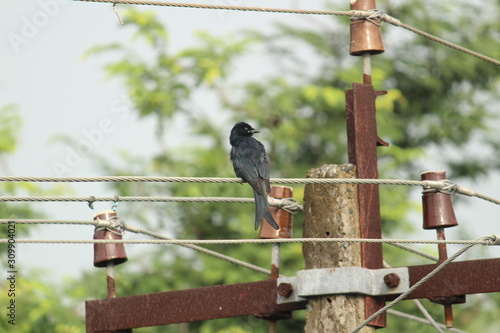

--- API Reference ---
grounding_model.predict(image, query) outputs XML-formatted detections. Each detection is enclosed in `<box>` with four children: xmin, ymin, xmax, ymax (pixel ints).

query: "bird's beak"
<box><xmin>250</xmin><ymin>129</ymin><xmax>260</xmax><ymax>134</ymax></box>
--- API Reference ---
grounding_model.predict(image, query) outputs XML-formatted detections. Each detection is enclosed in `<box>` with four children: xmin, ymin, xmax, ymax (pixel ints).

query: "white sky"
<box><xmin>1</xmin><ymin>0</ymin><xmax>498</xmax><ymax>284</ymax></box>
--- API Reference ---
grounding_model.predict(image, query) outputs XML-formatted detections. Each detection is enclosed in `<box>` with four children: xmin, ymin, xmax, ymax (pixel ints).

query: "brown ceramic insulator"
<box><xmin>421</xmin><ymin>171</ymin><xmax>459</xmax><ymax>230</ymax></box>
<box><xmin>93</xmin><ymin>210</ymin><xmax>128</xmax><ymax>268</ymax></box>
<box><xmin>349</xmin><ymin>0</ymin><xmax>385</xmax><ymax>55</ymax></box>
<box><xmin>259</xmin><ymin>186</ymin><xmax>293</xmax><ymax>239</ymax></box>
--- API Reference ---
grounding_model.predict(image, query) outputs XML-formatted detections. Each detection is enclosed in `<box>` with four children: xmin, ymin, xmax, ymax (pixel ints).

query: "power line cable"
<box><xmin>3</xmin><ymin>217</ymin><xmax>493</xmax><ymax>330</ymax></box>
<box><xmin>383</xmin><ymin>261</ymin><xmax>443</xmax><ymax>333</ymax></box>
<box><xmin>74</xmin><ymin>1</ymin><xmax>500</xmax><ymax>66</ymax></box>
<box><xmin>1</xmin><ymin>176</ymin><xmax>498</xmax><ymax>204</ymax></box>
<box><xmin>350</xmin><ymin>237</ymin><xmax>487</xmax><ymax>333</ymax></box>
<box><xmin>0</xmin><ymin>196</ymin><xmax>304</xmax><ymax>214</ymax></box>
<box><xmin>413</xmin><ymin>299</ymin><xmax>444</xmax><ymax>333</ymax></box>
<box><xmin>122</xmin><ymin>223</ymin><xmax>273</xmax><ymax>276</ymax></box>
<box><xmin>77</xmin><ymin>0</ymin><xmax>355</xmax><ymax>16</ymax></box>
<box><xmin>1</xmin><ymin>235</ymin><xmax>498</xmax><ymax>245</ymax></box>
<box><xmin>388</xmin><ymin>242</ymin><xmax>440</xmax><ymax>262</ymax></box>
<box><xmin>3</xmin><ymin>219</ymin><xmax>498</xmax><ymax>246</ymax></box>
<box><xmin>387</xmin><ymin>309</ymin><xmax>469</xmax><ymax>333</ymax></box>
<box><xmin>0</xmin><ymin>219</ymin><xmax>272</xmax><ymax>275</ymax></box>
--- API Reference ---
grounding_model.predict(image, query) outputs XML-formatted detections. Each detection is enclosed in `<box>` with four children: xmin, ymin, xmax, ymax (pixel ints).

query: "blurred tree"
<box><xmin>74</xmin><ymin>1</ymin><xmax>499</xmax><ymax>332</ymax></box>
<box><xmin>0</xmin><ymin>105</ymin><xmax>80</xmax><ymax>332</ymax></box>
<box><xmin>0</xmin><ymin>105</ymin><xmax>42</xmax><ymax>223</ymax></box>
<box><xmin>0</xmin><ymin>274</ymin><xmax>82</xmax><ymax>333</ymax></box>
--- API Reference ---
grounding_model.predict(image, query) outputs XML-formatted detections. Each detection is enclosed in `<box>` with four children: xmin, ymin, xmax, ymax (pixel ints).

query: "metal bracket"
<box><xmin>277</xmin><ymin>267</ymin><xmax>409</xmax><ymax>304</ymax></box>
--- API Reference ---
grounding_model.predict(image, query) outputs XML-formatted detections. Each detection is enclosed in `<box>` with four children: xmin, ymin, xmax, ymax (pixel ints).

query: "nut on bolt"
<box><xmin>277</xmin><ymin>283</ymin><xmax>293</xmax><ymax>297</ymax></box>
<box><xmin>383</xmin><ymin>273</ymin><xmax>400</xmax><ymax>288</ymax></box>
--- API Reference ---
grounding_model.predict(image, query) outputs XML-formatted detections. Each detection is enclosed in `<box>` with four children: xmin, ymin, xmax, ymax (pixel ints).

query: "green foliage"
<box><xmin>0</xmin><ymin>274</ymin><xmax>83</xmax><ymax>333</ymax></box>
<box><xmin>0</xmin><ymin>105</ymin><xmax>22</xmax><ymax>154</ymax></box>
<box><xmin>0</xmin><ymin>105</ymin><xmax>81</xmax><ymax>332</ymax></box>
<box><xmin>0</xmin><ymin>105</ymin><xmax>66</xmax><ymax>241</ymax></box>
<box><xmin>53</xmin><ymin>1</ymin><xmax>500</xmax><ymax>332</ymax></box>
<box><xmin>0</xmin><ymin>105</ymin><xmax>36</xmax><ymax>226</ymax></box>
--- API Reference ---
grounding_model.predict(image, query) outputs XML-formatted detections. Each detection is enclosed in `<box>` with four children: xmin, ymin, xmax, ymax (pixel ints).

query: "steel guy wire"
<box><xmin>0</xmin><ymin>195</ymin><xmax>275</xmax><ymax>204</ymax></box>
<box><xmin>0</xmin><ymin>196</ymin><xmax>304</xmax><ymax>213</ymax></box>
<box><xmin>3</xmin><ymin>219</ymin><xmax>491</xmax><ymax>257</ymax></box>
<box><xmin>123</xmin><ymin>223</ymin><xmax>273</xmax><ymax>276</ymax></box>
<box><xmin>0</xmin><ymin>176</ymin><xmax>498</xmax><ymax>205</ymax></box>
<box><xmin>74</xmin><ymin>1</ymin><xmax>500</xmax><ymax>66</ymax></box>
<box><xmin>1</xmin><ymin>235</ymin><xmax>498</xmax><ymax>246</ymax></box>
<box><xmin>0</xmin><ymin>218</ymin><xmax>460</xmax><ymax>277</ymax></box>
<box><xmin>350</xmin><ymin>237</ymin><xmax>486</xmax><ymax>333</ymax></box>
<box><xmin>387</xmin><ymin>310</ymin><xmax>469</xmax><ymax>333</ymax></box>
<box><xmin>0</xmin><ymin>218</ymin><xmax>272</xmax><ymax>276</ymax></box>
<box><xmin>388</xmin><ymin>242</ymin><xmax>440</xmax><ymax>262</ymax></box>
<box><xmin>383</xmin><ymin>262</ymin><xmax>443</xmax><ymax>333</ymax></box>
<box><xmin>413</xmin><ymin>299</ymin><xmax>444</xmax><ymax>333</ymax></box>
<box><xmin>0</xmin><ymin>223</ymin><xmax>473</xmax><ymax>333</ymax></box>
<box><xmin>3</xmin><ymin>219</ymin><xmax>499</xmax><ymax>246</ymax></box>
<box><xmin>3</xmin><ymin>219</ymin><xmax>492</xmax><ymax>268</ymax></box>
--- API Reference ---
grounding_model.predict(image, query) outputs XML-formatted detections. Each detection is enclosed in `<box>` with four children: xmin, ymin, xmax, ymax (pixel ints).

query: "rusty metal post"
<box><xmin>345</xmin><ymin>83</ymin><xmax>387</xmax><ymax>328</ymax></box>
<box><xmin>421</xmin><ymin>171</ymin><xmax>461</xmax><ymax>328</ymax></box>
<box><xmin>258</xmin><ymin>186</ymin><xmax>294</xmax><ymax>330</ymax></box>
<box><xmin>345</xmin><ymin>0</ymin><xmax>388</xmax><ymax>326</ymax></box>
<box><xmin>436</xmin><ymin>228</ymin><xmax>455</xmax><ymax>329</ymax></box>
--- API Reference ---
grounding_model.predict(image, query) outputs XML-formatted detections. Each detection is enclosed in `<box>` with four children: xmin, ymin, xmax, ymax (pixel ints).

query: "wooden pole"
<box><xmin>303</xmin><ymin>164</ymin><xmax>375</xmax><ymax>333</ymax></box>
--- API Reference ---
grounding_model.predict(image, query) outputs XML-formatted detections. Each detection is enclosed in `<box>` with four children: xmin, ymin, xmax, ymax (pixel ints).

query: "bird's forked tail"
<box><xmin>253</xmin><ymin>191</ymin><xmax>279</xmax><ymax>230</ymax></box>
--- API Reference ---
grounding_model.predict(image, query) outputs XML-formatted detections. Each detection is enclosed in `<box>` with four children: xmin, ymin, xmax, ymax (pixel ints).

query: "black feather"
<box><xmin>229</xmin><ymin>122</ymin><xmax>279</xmax><ymax>230</ymax></box>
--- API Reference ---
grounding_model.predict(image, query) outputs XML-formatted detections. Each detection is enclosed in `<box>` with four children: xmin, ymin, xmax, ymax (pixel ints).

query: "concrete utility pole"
<box><xmin>303</xmin><ymin>164</ymin><xmax>375</xmax><ymax>333</ymax></box>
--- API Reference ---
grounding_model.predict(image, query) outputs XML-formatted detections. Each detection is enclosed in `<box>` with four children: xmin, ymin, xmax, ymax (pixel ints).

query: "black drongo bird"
<box><xmin>230</xmin><ymin>122</ymin><xmax>279</xmax><ymax>230</ymax></box>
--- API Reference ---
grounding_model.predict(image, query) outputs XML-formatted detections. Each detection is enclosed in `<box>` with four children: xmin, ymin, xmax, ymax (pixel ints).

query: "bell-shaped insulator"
<box><xmin>93</xmin><ymin>210</ymin><xmax>128</xmax><ymax>267</ymax></box>
<box><xmin>349</xmin><ymin>0</ymin><xmax>385</xmax><ymax>55</ymax></box>
<box><xmin>421</xmin><ymin>171</ymin><xmax>459</xmax><ymax>229</ymax></box>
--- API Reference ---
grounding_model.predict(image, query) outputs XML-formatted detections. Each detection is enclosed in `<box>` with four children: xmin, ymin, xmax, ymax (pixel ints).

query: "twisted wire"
<box><xmin>122</xmin><ymin>224</ymin><xmax>273</xmax><ymax>276</ymax></box>
<box><xmin>388</xmin><ymin>242</ymin><xmax>439</xmax><ymax>262</ymax></box>
<box><xmin>0</xmin><ymin>195</ymin><xmax>261</xmax><ymax>203</ymax></box>
<box><xmin>383</xmin><ymin>261</ymin><xmax>443</xmax><ymax>332</ymax></box>
<box><xmin>350</xmin><ymin>239</ymin><xmax>484</xmax><ymax>333</ymax></box>
<box><xmin>0</xmin><ymin>196</ymin><xmax>304</xmax><ymax>213</ymax></box>
<box><xmin>396</xmin><ymin>21</ymin><xmax>499</xmax><ymax>66</ymax></box>
<box><xmin>0</xmin><ymin>218</ymin><xmax>272</xmax><ymax>275</ymax></box>
<box><xmin>0</xmin><ymin>175</ymin><xmax>426</xmax><ymax>184</ymax></box>
<box><xmin>74</xmin><ymin>1</ymin><xmax>500</xmax><ymax>66</ymax></box>
<box><xmin>2</xmin><ymin>217</ymin><xmax>497</xmax><ymax>246</ymax></box>
<box><xmin>387</xmin><ymin>310</ymin><xmax>469</xmax><ymax>333</ymax></box>
<box><xmin>1</xmin><ymin>235</ymin><xmax>497</xmax><ymax>246</ymax></box>
<box><xmin>413</xmin><ymin>300</ymin><xmax>444</xmax><ymax>333</ymax></box>
<box><xmin>79</xmin><ymin>0</ymin><xmax>354</xmax><ymax>17</ymax></box>
<box><xmin>1</xmin><ymin>176</ymin><xmax>498</xmax><ymax>204</ymax></box>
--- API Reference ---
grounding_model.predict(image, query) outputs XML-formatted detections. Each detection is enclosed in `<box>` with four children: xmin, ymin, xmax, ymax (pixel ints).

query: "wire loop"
<box><xmin>95</xmin><ymin>214</ymin><xmax>126</xmax><ymax>236</ymax></box>
<box><xmin>87</xmin><ymin>196</ymin><xmax>96</xmax><ymax>210</ymax></box>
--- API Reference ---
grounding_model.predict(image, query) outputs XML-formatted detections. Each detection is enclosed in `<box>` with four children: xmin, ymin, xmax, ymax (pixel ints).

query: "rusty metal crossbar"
<box><xmin>85</xmin><ymin>258</ymin><xmax>500</xmax><ymax>332</ymax></box>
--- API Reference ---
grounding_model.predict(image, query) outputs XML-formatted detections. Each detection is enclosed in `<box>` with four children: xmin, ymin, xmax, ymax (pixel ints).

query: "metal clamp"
<box><xmin>277</xmin><ymin>267</ymin><xmax>409</xmax><ymax>304</ymax></box>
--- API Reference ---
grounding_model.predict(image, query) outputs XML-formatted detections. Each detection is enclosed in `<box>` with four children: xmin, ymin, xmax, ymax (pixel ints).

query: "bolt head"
<box><xmin>383</xmin><ymin>273</ymin><xmax>400</xmax><ymax>288</ymax></box>
<box><xmin>277</xmin><ymin>283</ymin><xmax>293</xmax><ymax>297</ymax></box>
